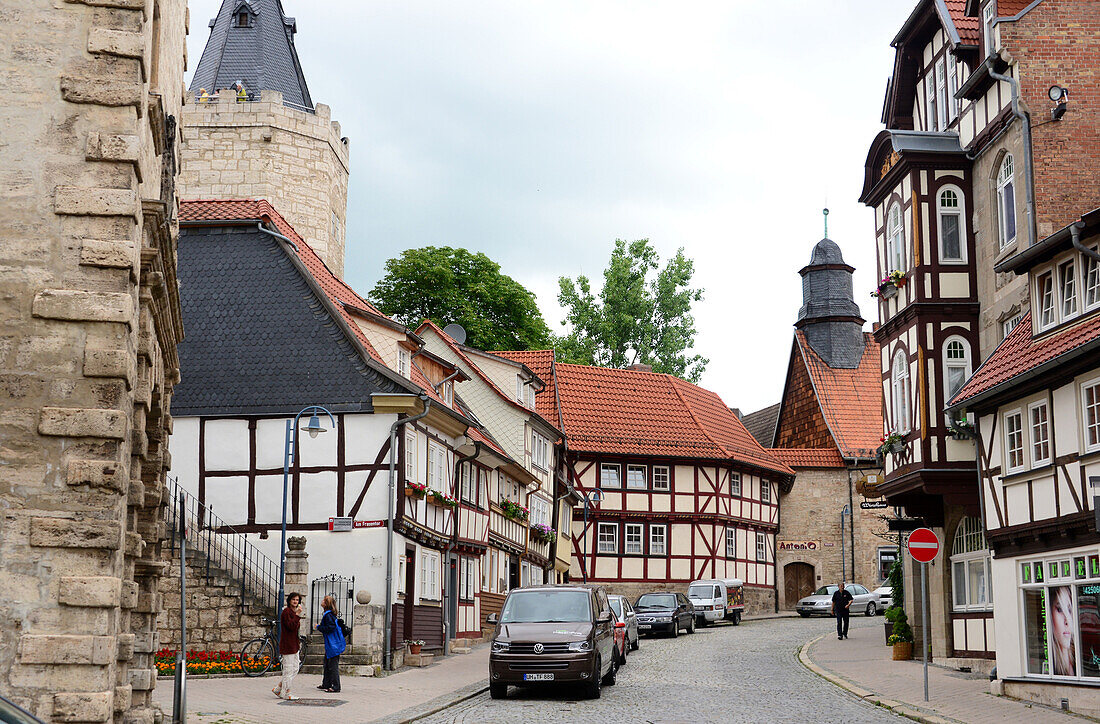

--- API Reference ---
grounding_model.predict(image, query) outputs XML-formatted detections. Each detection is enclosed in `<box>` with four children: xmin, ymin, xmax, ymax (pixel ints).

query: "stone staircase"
<box><xmin>300</xmin><ymin>641</ymin><xmax>381</xmax><ymax>677</ymax></box>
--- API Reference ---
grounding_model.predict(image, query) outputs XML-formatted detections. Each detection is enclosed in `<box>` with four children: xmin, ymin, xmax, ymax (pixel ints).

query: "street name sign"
<box><xmin>860</xmin><ymin>501</ymin><xmax>889</xmax><ymax>510</ymax></box>
<box><xmin>328</xmin><ymin>517</ymin><xmax>385</xmax><ymax>532</ymax></box>
<box><xmin>907</xmin><ymin>527</ymin><xmax>940</xmax><ymax>562</ymax></box>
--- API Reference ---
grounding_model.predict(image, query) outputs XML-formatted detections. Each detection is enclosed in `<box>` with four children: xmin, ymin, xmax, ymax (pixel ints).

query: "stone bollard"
<box><xmin>285</xmin><ymin>536</ymin><xmax>309</xmax><ymax>615</ymax></box>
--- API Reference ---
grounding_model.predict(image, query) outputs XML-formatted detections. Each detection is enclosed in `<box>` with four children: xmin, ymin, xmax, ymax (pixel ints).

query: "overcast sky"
<box><xmin>186</xmin><ymin>0</ymin><xmax>914</xmax><ymax>414</ymax></box>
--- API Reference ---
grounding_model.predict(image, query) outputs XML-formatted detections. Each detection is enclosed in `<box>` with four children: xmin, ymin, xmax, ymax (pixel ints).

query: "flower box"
<box><xmin>530</xmin><ymin>523</ymin><xmax>555</xmax><ymax>543</ymax></box>
<box><xmin>500</xmin><ymin>500</ymin><xmax>529</xmax><ymax>522</ymax></box>
<box><xmin>405</xmin><ymin>483</ymin><xmax>426</xmax><ymax>499</ymax></box>
<box><xmin>891</xmin><ymin>641</ymin><xmax>913</xmax><ymax>660</ymax></box>
<box><xmin>878</xmin><ymin>433</ymin><xmax>906</xmax><ymax>458</ymax></box>
<box><xmin>871</xmin><ymin>270</ymin><xmax>907</xmax><ymax>299</ymax></box>
<box><xmin>427</xmin><ymin>490</ymin><xmax>459</xmax><ymax>509</ymax></box>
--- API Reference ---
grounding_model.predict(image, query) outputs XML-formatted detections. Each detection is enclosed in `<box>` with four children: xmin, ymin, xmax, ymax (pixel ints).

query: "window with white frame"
<box><xmin>653</xmin><ymin>465</ymin><xmax>670</xmax><ymax>491</ymax></box>
<box><xmin>442</xmin><ymin>380</ymin><xmax>453</xmax><ymax>406</ymax></box>
<box><xmin>1037</xmin><ymin>272</ymin><xmax>1056</xmax><ymax>329</ymax></box>
<box><xmin>397</xmin><ymin>553</ymin><xmax>407</xmax><ymax>594</ymax></box>
<box><xmin>520</xmin><ymin>561</ymin><xmax>530</xmax><ymax>587</ymax></box>
<box><xmin>1002</xmin><ymin>314</ymin><xmax>1023</xmax><ymax>339</ymax></box>
<box><xmin>729</xmin><ymin>471</ymin><xmax>742</xmax><ymax>497</ymax></box>
<box><xmin>950</xmin><ymin>517</ymin><xmax>991</xmax><ymax>612</ymax></box>
<box><xmin>515</xmin><ymin>375</ymin><xmax>524</xmax><ymax>403</ymax></box>
<box><xmin>529</xmin><ymin>495</ymin><xmax>551</xmax><ymax>528</ymax></box>
<box><xmin>427</xmin><ymin>441</ymin><xmax>445</xmax><ymax>490</ymax></box>
<box><xmin>947</xmin><ymin>53</ymin><xmax>959</xmax><ymax>121</ymax></box>
<box><xmin>925</xmin><ymin>73</ymin><xmax>937</xmax><ymax>132</ymax></box>
<box><xmin>650</xmin><ymin>524</ymin><xmax>667</xmax><ymax>555</ymax></box>
<box><xmin>531</xmin><ymin>431</ymin><xmax>550</xmax><ymax>471</ymax></box>
<box><xmin>600</xmin><ymin>463</ymin><xmax>621</xmax><ymax>489</ymax></box>
<box><xmin>1061</xmin><ymin>259</ymin><xmax>1079</xmax><ymax>320</ymax></box>
<box><xmin>938</xmin><ymin>188</ymin><xmax>965</xmax><ymax>262</ymax></box>
<box><xmin>626</xmin><ymin>464</ymin><xmax>647</xmax><ymax>489</ymax></box>
<box><xmin>459</xmin><ymin>557</ymin><xmax>475</xmax><ymax>601</ymax></box>
<box><xmin>398</xmin><ymin>348</ymin><xmax>411</xmax><ymax>378</ymax></box>
<box><xmin>1030</xmin><ymin>401</ymin><xmax>1050</xmax><ymax>465</ymax></box>
<box><xmin>726</xmin><ymin>527</ymin><xmax>737</xmax><ymax>558</ymax></box>
<box><xmin>405</xmin><ymin>428</ymin><xmax>417</xmax><ymax>483</ymax></box>
<box><xmin>997</xmin><ymin>154</ymin><xmax>1017</xmax><ymax>249</ymax></box>
<box><xmin>459</xmin><ymin>463</ymin><xmax>476</xmax><ymax>503</ymax></box>
<box><xmin>420</xmin><ymin>549</ymin><xmax>440</xmax><ymax>600</ymax></box>
<box><xmin>624</xmin><ymin>523</ymin><xmax>643</xmax><ymax>554</ymax></box>
<box><xmin>1083</xmin><ymin>378</ymin><xmax>1100</xmax><ymax>451</ymax></box>
<box><xmin>597</xmin><ymin>522</ymin><xmax>618</xmax><ymax>554</ymax></box>
<box><xmin>982</xmin><ymin>2</ymin><xmax>996</xmax><ymax>56</ymax></box>
<box><xmin>943</xmin><ymin>337</ymin><xmax>972</xmax><ymax>402</ymax></box>
<box><xmin>760</xmin><ymin>479</ymin><xmax>771</xmax><ymax>504</ymax></box>
<box><xmin>755</xmin><ymin>532</ymin><xmax>766</xmax><ymax>562</ymax></box>
<box><xmin>888</xmin><ymin>204</ymin><xmax>905</xmax><ymax>271</ymax></box>
<box><xmin>498</xmin><ymin>472</ymin><xmax>520</xmax><ymax>503</ymax></box>
<box><xmin>935</xmin><ymin>58</ymin><xmax>948</xmax><ymax>131</ymax></box>
<box><xmin>891</xmin><ymin>350</ymin><xmax>911</xmax><ymax>433</ymax></box>
<box><xmin>1005</xmin><ymin>410</ymin><xmax>1024</xmax><ymax>472</ymax></box>
<box><xmin>1086</xmin><ymin>248</ymin><xmax>1100</xmax><ymax>309</ymax></box>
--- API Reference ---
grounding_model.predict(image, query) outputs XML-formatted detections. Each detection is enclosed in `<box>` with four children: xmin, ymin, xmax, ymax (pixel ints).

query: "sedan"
<box><xmin>872</xmin><ymin>584</ymin><xmax>893</xmax><ymax>611</ymax></box>
<box><xmin>608</xmin><ymin>594</ymin><xmax>640</xmax><ymax>656</ymax></box>
<box><xmin>796</xmin><ymin>583</ymin><xmax>880</xmax><ymax>617</ymax></box>
<box><xmin>634</xmin><ymin>592</ymin><xmax>695</xmax><ymax>637</ymax></box>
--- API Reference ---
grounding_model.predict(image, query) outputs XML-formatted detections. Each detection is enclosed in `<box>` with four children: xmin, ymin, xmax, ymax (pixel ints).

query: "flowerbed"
<box><xmin>154</xmin><ymin>648</ymin><xmax>278</xmax><ymax>677</ymax></box>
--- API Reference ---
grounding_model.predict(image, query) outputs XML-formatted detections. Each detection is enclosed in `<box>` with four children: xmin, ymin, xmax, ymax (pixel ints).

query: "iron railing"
<box><xmin>310</xmin><ymin>574</ymin><xmax>355</xmax><ymax>630</ymax></box>
<box><xmin>166</xmin><ymin>475</ymin><xmax>280</xmax><ymax>616</ymax></box>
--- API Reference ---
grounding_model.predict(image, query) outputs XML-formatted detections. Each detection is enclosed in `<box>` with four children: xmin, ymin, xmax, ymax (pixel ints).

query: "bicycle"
<box><xmin>240</xmin><ymin>616</ymin><xmax>309</xmax><ymax>676</ymax></box>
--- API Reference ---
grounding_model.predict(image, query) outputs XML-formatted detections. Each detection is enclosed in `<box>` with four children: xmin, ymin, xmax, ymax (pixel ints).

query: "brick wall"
<box><xmin>774</xmin><ymin>347</ymin><xmax>834</xmax><ymax>449</ymax></box>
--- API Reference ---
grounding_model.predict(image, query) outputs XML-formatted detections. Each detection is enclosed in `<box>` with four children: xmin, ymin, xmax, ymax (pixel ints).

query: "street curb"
<box><xmin>371</xmin><ymin>679</ymin><xmax>489</xmax><ymax>724</ymax></box>
<box><xmin>797</xmin><ymin>634</ymin><xmax>960</xmax><ymax>724</ymax></box>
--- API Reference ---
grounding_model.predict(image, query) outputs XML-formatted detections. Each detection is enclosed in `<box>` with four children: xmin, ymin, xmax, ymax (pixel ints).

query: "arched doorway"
<box><xmin>784</xmin><ymin>562</ymin><xmax>815</xmax><ymax>608</ymax></box>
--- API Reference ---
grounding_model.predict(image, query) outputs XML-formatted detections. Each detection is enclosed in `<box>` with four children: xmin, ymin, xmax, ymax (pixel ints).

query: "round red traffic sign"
<box><xmin>907</xmin><ymin>527</ymin><xmax>940</xmax><ymax>563</ymax></box>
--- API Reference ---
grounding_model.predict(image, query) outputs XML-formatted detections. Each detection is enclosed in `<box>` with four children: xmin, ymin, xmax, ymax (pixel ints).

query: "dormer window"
<box><xmin>233</xmin><ymin>2</ymin><xmax>254</xmax><ymax>27</ymax></box>
<box><xmin>237</xmin><ymin>11</ymin><xmax>249</xmax><ymax>26</ymax></box>
<box><xmin>442</xmin><ymin>379</ymin><xmax>454</xmax><ymax>406</ymax></box>
<box><xmin>1086</xmin><ymin>248</ymin><xmax>1100</xmax><ymax>309</ymax></box>
<box><xmin>1036</xmin><ymin>272</ymin><xmax>1055</xmax><ymax>329</ymax></box>
<box><xmin>397</xmin><ymin>348</ymin><xmax>411</xmax><ymax>378</ymax></box>
<box><xmin>982</xmin><ymin>2</ymin><xmax>997</xmax><ymax>57</ymax></box>
<box><xmin>1060</xmin><ymin>260</ymin><xmax>1078</xmax><ymax>319</ymax></box>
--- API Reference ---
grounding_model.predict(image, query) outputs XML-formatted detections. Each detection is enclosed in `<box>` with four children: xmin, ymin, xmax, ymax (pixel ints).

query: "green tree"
<box><xmin>556</xmin><ymin>239</ymin><xmax>708</xmax><ymax>382</ymax></box>
<box><xmin>370</xmin><ymin>246</ymin><xmax>551</xmax><ymax>350</ymax></box>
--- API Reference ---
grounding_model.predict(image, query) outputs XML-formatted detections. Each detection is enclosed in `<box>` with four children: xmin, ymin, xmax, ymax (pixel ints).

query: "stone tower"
<box><xmin>795</xmin><ymin>237</ymin><xmax>866</xmax><ymax>368</ymax></box>
<box><xmin>0</xmin><ymin>0</ymin><xmax>186</xmax><ymax>721</ymax></box>
<box><xmin>179</xmin><ymin>0</ymin><xmax>350</xmax><ymax>277</ymax></box>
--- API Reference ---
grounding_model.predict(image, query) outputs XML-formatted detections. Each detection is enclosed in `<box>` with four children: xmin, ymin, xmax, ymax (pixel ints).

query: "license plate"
<box><xmin>638</xmin><ymin>624</ymin><xmax>651</xmax><ymax>630</ymax></box>
<box><xmin>523</xmin><ymin>673</ymin><xmax>554</xmax><ymax>681</ymax></box>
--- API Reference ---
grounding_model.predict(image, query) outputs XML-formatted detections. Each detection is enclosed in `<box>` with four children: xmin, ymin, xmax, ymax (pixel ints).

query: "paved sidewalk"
<box><xmin>802</xmin><ymin>629</ymin><xmax>1087</xmax><ymax>724</ymax></box>
<box><xmin>152</xmin><ymin>646</ymin><xmax>489</xmax><ymax>724</ymax></box>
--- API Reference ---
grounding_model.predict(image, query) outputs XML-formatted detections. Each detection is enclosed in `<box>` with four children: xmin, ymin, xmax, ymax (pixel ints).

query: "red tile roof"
<box><xmin>179</xmin><ymin>199</ymin><xmax>448</xmax><ymax>405</ymax></box>
<box><xmin>944</xmin><ymin>0</ymin><xmax>980</xmax><ymax>44</ymax></box>
<box><xmin>952</xmin><ymin>312</ymin><xmax>1100</xmax><ymax>407</ymax></box>
<box><xmin>796</xmin><ymin>331</ymin><xmax>884</xmax><ymax>460</ymax></box>
<box><xmin>766</xmin><ymin>448</ymin><xmax>846</xmax><ymax>469</ymax></box>
<box><xmin>502</xmin><ymin>358</ymin><xmax>793</xmax><ymax>478</ymax></box>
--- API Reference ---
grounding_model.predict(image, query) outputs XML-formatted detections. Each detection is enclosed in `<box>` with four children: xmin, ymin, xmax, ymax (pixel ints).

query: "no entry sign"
<box><xmin>907</xmin><ymin>527</ymin><xmax>940</xmax><ymax>563</ymax></box>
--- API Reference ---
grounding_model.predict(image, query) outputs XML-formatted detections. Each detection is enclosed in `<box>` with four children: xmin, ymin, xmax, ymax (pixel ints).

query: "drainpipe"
<box><xmin>847</xmin><ymin>469</ymin><xmax>856</xmax><ymax>584</ymax></box>
<box><xmin>441</xmin><ymin>440</ymin><xmax>482</xmax><ymax>657</ymax></box>
<box><xmin>383</xmin><ymin>395</ymin><xmax>431</xmax><ymax>672</ymax></box>
<box><xmin>1070</xmin><ymin>222</ymin><xmax>1100</xmax><ymax>262</ymax></box>
<box><xmin>256</xmin><ymin>222</ymin><xmax>299</xmax><ymax>252</ymax></box>
<box><xmin>433</xmin><ymin>369</ymin><xmax>462</xmax><ymax>396</ymax></box>
<box><xmin>840</xmin><ymin>506</ymin><xmax>850</xmax><ymax>583</ymax></box>
<box><xmin>988</xmin><ymin>66</ymin><xmax>1037</xmax><ymax>249</ymax></box>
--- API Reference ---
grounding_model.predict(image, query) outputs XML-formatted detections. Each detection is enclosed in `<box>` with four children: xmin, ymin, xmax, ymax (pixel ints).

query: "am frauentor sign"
<box><xmin>328</xmin><ymin>517</ymin><xmax>384</xmax><ymax>532</ymax></box>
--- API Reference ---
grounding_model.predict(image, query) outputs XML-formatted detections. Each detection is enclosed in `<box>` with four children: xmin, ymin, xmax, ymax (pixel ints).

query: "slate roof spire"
<box><xmin>794</xmin><ymin>235</ymin><xmax>866</xmax><ymax>369</ymax></box>
<box><xmin>190</xmin><ymin>0</ymin><xmax>313</xmax><ymax>110</ymax></box>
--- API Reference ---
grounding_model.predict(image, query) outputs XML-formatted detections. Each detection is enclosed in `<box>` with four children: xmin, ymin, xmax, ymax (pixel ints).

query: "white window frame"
<box><xmin>1002</xmin><ymin>314</ymin><xmax>1023</xmax><ymax>339</ymax></box>
<box><xmin>937</xmin><ymin>186</ymin><xmax>966</xmax><ymax>263</ymax></box>
<box><xmin>442</xmin><ymin>379</ymin><xmax>453</xmax><ymax>406</ymax></box>
<box><xmin>935</xmin><ymin>58</ymin><xmax>948</xmax><ymax>131</ymax></box>
<box><xmin>530</xmin><ymin>495</ymin><xmax>551</xmax><ymax>528</ymax></box>
<box><xmin>599</xmin><ymin>463</ymin><xmax>621</xmax><ymax>489</ymax></box>
<box><xmin>1060</xmin><ymin>258</ymin><xmax>1079</xmax><ymax>321</ymax></box>
<box><xmin>760</xmin><ymin>479</ymin><xmax>771</xmax><ymax>504</ymax></box>
<box><xmin>950</xmin><ymin>517</ymin><xmax>992</xmax><ymax>612</ymax></box>
<box><xmin>649</xmin><ymin>524</ymin><xmax>667</xmax><ymax>556</ymax></box>
<box><xmin>943</xmin><ymin>336</ymin><xmax>972</xmax><ymax>403</ymax></box>
<box><xmin>531</xmin><ymin>431</ymin><xmax>550</xmax><ymax>472</ymax></box>
<box><xmin>755</xmin><ymin>532</ymin><xmax>767</xmax><ymax>563</ymax></box>
<box><xmin>652</xmin><ymin>465</ymin><xmax>670</xmax><ymax>491</ymax></box>
<box><xmin>624</xmin><ymin>523</ymin><xmax>643</xmax><ymax>555</ymax></box>
<box><xmin>997</xmin><ymin>154</ymin><xmax>1017</xmax><ymax>249</ymax></box>
<box><xmin>729</xmin><ymin>471</ymin><xmax>742</xmax><ymax>497</ymax></box>
<box><xmin>947</xmin><ymin>52</ymin><xmax>959</xmax><ymax>121</ymax></box>
<box><xmin>891</xmin><ymin>350</ymin><xmax>911</xmax><ymax>434</ymax></box>
<box><xmin>626</xmin><ymin>464</ymin><xmax>647</xmax><ymax>490</ymax></box>
<box><xmin>1085</xmin><ymin>246</ymin><xmax>1100</xmax><ymax>311</ymax></box>
<box><xmin>515</xmin><ymin>375</ymin><xmax>524</xmax><ymax>403</ymax></box>
<box><xmin>888</xmin><ymin>203</ymin><xmax>905</xmax><ymax>272</ymax></box>
<box><xmin>597</xmin><ymin>522</ymin><xmax>618</xmax><ymax>554</ymax></box>
<box><xmin>420</xmin><ymin>549</ymin><xmax>440</xmax><ymax>600</ymax></box>
<box><xmin>1082</xmin><ymin>376</ymin><xmax>1100</xmax><ymax>452</ymax></box>
<box><xmin>459</xmin><ymin>462</ymin><xmax>476</xmax><ymax>503</ymax></box>
<box><xmin>397</xmin><ymin>348</ymin><xmax>411</xmax><ymax>378</ymax></box>
<box><xmin>1029</xmin><ymin>400</ymin><xmax>1051</xmax><ymax>466</ymax></box>
<box><xmin>405</xmin><ymin>428</ymin><xmax>417</xmax><ymax>483</ymax></box>
<box><xmin>1037</xmin><ymin>271</ymin><xmax>1056</xmax><ymax>330</ymax></box>
<box><xmin>983</xmin><ymin>2</ymin><xmax>997</xmax><ymax>56</ymax></box>
<box><xmin>427</xmin><ymin>441</ymin><xmax>446</xmax><ymax>491</ymax></box>
<box><xmin>1004</xmin><ymin>409</ymin><xmax>1024</xmax><ymax>473</ymax></box>
<box><xmin>925</xmin><ymin>72</ymin><xmax>938</xmax><ymax>132</ymax></box>
<box><xmin>726</xmin><ymin>527</ymin><xmax>737</xmax><ymax>558</ymax></box>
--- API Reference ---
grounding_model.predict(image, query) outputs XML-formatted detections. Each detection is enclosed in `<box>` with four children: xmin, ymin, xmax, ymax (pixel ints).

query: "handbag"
<box><xmin>337</xmin><ymin>616</ymin><xmax>351</xmax><ymax>639</ymax></box>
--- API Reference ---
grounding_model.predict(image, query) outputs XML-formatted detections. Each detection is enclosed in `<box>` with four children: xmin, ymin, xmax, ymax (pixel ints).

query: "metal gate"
<box><xmin>310</xmin><ymin>574</ymin><xmax>355</xmax><ymax>629</ymax></box>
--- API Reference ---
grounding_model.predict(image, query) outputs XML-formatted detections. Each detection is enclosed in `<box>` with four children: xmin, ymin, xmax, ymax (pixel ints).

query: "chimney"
<box><xmin>626</xmin><ymin>363</ymin><xmax>653</xmax><ymax>373</ymax></box>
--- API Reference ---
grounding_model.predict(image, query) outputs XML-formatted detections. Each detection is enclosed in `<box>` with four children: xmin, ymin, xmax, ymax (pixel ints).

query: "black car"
<box><xmin>633</xmin><ymin>591</ymin><xmax>695</xmax><ymax>637</ymax></box>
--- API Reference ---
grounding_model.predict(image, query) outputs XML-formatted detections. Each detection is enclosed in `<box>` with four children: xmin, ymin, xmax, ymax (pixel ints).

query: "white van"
<box><xmin>687</xmin><ymin>578</ymin><xmax>745</xmax><ymax>626</ymax></box>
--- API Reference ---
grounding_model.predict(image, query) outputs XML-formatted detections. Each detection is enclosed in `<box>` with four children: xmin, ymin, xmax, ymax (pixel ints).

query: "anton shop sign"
<box><xmin>778</xmin><ymin>540</ymin><xmax>820</xmax><ymax>552</ymax></box>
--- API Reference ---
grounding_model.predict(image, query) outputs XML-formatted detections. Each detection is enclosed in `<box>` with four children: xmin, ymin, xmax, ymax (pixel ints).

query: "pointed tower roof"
<box><xmin>795</xmin><ymin>236</ymin><xmax>866</xmax><ymax>369</ymax></box>
<box><xmin>190</xmin><ymin>0</ymin><xmax>313</xmax><ymax>110</ymax></box>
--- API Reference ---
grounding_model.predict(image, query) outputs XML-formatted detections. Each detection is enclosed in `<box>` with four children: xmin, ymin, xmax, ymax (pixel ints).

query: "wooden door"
<box><xmin>784</xmin><ymin>562</ymin><xmax>815</xmax><ymax>608</ymax></box>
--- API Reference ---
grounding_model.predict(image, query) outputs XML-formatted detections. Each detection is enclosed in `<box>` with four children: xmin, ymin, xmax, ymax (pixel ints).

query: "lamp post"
<box><xmin>277</xmin><ymin>405</ymin><xmax>336</xmax><ymax>645</ymax></box>
<box><xmin>580</xmin><ymin>489</ymin><xmax>604</xmax><ymax>584</ymax></box>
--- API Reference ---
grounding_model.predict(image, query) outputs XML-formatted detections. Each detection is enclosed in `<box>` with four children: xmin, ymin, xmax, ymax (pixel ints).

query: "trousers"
<box><xmin>277</xmin><ymin>650</ymin><xmax>299</xmax><ymax>696</ymax></box>
<box><xmin>321</xmin><ymin>654</ymin><xmax>341</xmax><ymax>692</ymax></box>
<box><xmin>835</xmin><ymin>612</ymin><xmax>850</xmax><ymax>637</ymax></box>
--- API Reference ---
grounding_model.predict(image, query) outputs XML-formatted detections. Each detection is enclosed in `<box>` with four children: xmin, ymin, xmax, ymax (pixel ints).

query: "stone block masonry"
<box><xmin>0</xmin><ymin>0</ymin><xmax>187</xmax><ymax>721</ymax></box>
<box><xmin>178</xmin><ymin>90</ymin><xmax>351</xmax><ymax>278</ymax></box>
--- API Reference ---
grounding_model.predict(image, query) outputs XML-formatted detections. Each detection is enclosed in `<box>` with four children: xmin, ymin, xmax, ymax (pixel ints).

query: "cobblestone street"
<box><xmin>422</xmin><ymin>616</ymin><xmax>902</xmax><ymax>723</ymax></box>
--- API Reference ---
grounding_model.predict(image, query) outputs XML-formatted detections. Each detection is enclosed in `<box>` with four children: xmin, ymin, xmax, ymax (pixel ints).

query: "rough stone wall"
<box><xmin>177</xmin><ymin>90</ymin><xmax>350</xmax><ymax>277</ymax></box>
<box><xmin>776</xmin><ymin>468</ymin><xmax>891</xmax><ymax>608</ymax></box>
<box><xmin>0</xmin><ymin>0</ymin><xmax>187</xmax><ymax>721</ymax></box>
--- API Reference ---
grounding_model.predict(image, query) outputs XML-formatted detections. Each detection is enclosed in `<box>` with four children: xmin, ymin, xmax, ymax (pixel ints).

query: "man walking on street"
<box><xmin>831</xmin><ymin>582</ymin><xmax>853</xmax><ymax>640</ymax></box>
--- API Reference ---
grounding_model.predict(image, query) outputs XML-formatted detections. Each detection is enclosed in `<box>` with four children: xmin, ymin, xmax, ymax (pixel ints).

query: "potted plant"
<box><xmin>883</xmin><ymin>560</ymin><xmax>904</xmax><ymax>643</ymax></box>
<box><xmin>405</xmin><ymin>481</ymin><xmax>426</xmax><ymax>499</ymax></box>
<box><xmin>878</xmin><ymin>432</ymin><xmax>906</xmax><ymax>458</ymax></box>
<box><xmin>948</xmin><ymin>416</ymin><xmax>976</xmax><ymax>440</ymax></box>
<box><xmin>530</xmin><ymin>522</ymin><xmax>555</xmax><ymax>543</ymax></box>
<box><xmin>405</xmin><ymin>639</ymin><xmax>425</xmax><ymax>655</ymax></box>
<box><xmin>886</xmin><ymin>608</ymin><xmax>914</xmax><ymax>660</ymax></box>
<box><xmin>871</xmin><ymin>270</ymin><xmax>907</xmax><ymax>299</ymax></box>
<box><xmin>426</xmin><ymin>490</ymin><xmax>459</xmax><ymax>509</ymax></box>
<box><xmin>501</xmin><ymin>499</ymin><xmax>529</xmax><ymax>522</ymax></box>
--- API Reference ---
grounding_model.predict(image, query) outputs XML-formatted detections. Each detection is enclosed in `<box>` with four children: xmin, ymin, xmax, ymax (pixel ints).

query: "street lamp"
<box><xmin>277</xmin><ymin>405</ymin><xmax>336</xmax><ymax>644</ymax></box>
<box><xmin>580</xmin><ymin>489</ymin><xmax>604</xmax><ymax>583</ymax></box>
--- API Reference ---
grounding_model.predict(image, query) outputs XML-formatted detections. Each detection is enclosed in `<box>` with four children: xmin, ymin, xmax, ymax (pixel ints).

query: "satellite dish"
<box><xmin>443</xmin><ymin>323</ymin><xmax>467</xmax><ymax>345</ymax></box>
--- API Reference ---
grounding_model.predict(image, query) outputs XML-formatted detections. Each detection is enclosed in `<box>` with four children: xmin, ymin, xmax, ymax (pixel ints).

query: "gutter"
<box><xmin>986</xmin><ymin>65</ymin><xmax>1037</xmax><ymax>251</ymax></box>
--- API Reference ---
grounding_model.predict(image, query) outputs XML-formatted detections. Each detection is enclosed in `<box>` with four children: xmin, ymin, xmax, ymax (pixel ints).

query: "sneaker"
<box><xmin>284</xmin><ymin>694</ymin><xmax>300</xmax><ymax>701</ymax></box>
<box><xmin>271</xmin><ymin>687</ymin><xmax>282</xmax><ymax>698</ymax></box>
<box><xmin>838</xmin><ymin>635</ymin><xmax>843</xmax><ymax>640</ymax></box>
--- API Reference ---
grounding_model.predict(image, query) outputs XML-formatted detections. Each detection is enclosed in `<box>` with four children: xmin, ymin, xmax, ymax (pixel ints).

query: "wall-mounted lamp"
<box><xmin>1049</xmin><ymin>85</ymin><xmax>1069</xmax><ymax>121</ymax></box>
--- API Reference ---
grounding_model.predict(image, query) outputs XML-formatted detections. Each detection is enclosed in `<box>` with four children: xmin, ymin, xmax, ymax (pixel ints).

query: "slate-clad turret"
<box><xmin>795</xmin><ymin>237</ymin><xmax>866</xmax><ymax>369</ymax></box>
<box><xmin>190</xmin><ymin>0</ymin><xmax>313</xmax><ymax>109</ymax></box>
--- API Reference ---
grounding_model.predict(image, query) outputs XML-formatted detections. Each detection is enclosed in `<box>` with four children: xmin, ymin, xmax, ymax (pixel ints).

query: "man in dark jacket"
<box><xmin>273</xmin><ymin>592</ymin><xmax>303</xmax><ymax>700</ymax></box>
<box><xmin>831</xmin><ymin>582</ymin><xmax>853</xmax><ymax>640</ymax></box>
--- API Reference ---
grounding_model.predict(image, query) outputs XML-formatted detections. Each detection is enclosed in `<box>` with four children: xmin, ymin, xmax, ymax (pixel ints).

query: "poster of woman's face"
<box><xmin>1051</xmin><ymin>586</ymin><xmax>1077</xmax><ymax>677</ymax></box>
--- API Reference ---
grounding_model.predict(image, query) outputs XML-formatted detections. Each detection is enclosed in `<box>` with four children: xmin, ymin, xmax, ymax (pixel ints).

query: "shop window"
<box><xmin>878</xmin><ymin>547</ymin><xmax>898</xmax><ymax>582</ymax></box>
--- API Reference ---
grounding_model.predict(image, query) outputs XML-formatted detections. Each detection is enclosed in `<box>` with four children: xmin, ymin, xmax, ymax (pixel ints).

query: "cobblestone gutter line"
<box><xmin>372</xmin><ymin>680</ymin><xmax>490</xmax><ymax>724</ymax></box>
<box><xmin>796</xmin><ymin>634</ymin><xmax>960</xmax><ymax>724</ymax></box>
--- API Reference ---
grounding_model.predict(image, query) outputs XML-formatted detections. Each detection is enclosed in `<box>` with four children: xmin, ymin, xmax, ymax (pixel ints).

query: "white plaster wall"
<box><xmin>205</xmin><ymin>419</ymin><xmax>249</xmax><ymax>470</ymax></box>
<box><xmin>168</xmin><ymin>417</ymin><xmax>200</xmax><ymax>492</ymax></box>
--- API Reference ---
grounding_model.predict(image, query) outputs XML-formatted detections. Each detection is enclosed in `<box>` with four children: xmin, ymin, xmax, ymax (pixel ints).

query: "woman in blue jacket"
<box><xmin>315</xmin><ymin>595</ymin><xmax>346</xmax><ymax>692</ymax></box>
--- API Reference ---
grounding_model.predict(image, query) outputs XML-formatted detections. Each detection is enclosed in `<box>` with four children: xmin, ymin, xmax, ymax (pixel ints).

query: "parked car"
<box><xmin>634</xmin><ymin>591</ymin><xmax>695</xmax><ymax>636</ymax></box>
<box><xmin>796</xmin><ymin>583</ymin><xmax>880</xmax><ymax>617</ymax></box>
<box><xmin>608</xmin><ymin>594</ymin><xmax>640</xmax><ymax>656</ymax></box>
<box><xmin>0</xmin><ymin>694</ymin><xmax>45</xmax><ymax>724</ymax></box>
<box><xmin>872</xmin><ymin>584</ymin><xmax>893</xmax><ymax>612</ymax></box>
<box><xmin>687</xmin><ymin>578</ymin><xmax>745</xmax><ymax>626</ymax></box>
<box><xmin>609</xmin><ymin>605</ymin><xmax>628</xmax><ymax>666</ymax></box>
<box><xmin>486</xmin><ymin>584</ymin><xmax>618</xmax><ymax>700</ymax></box>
